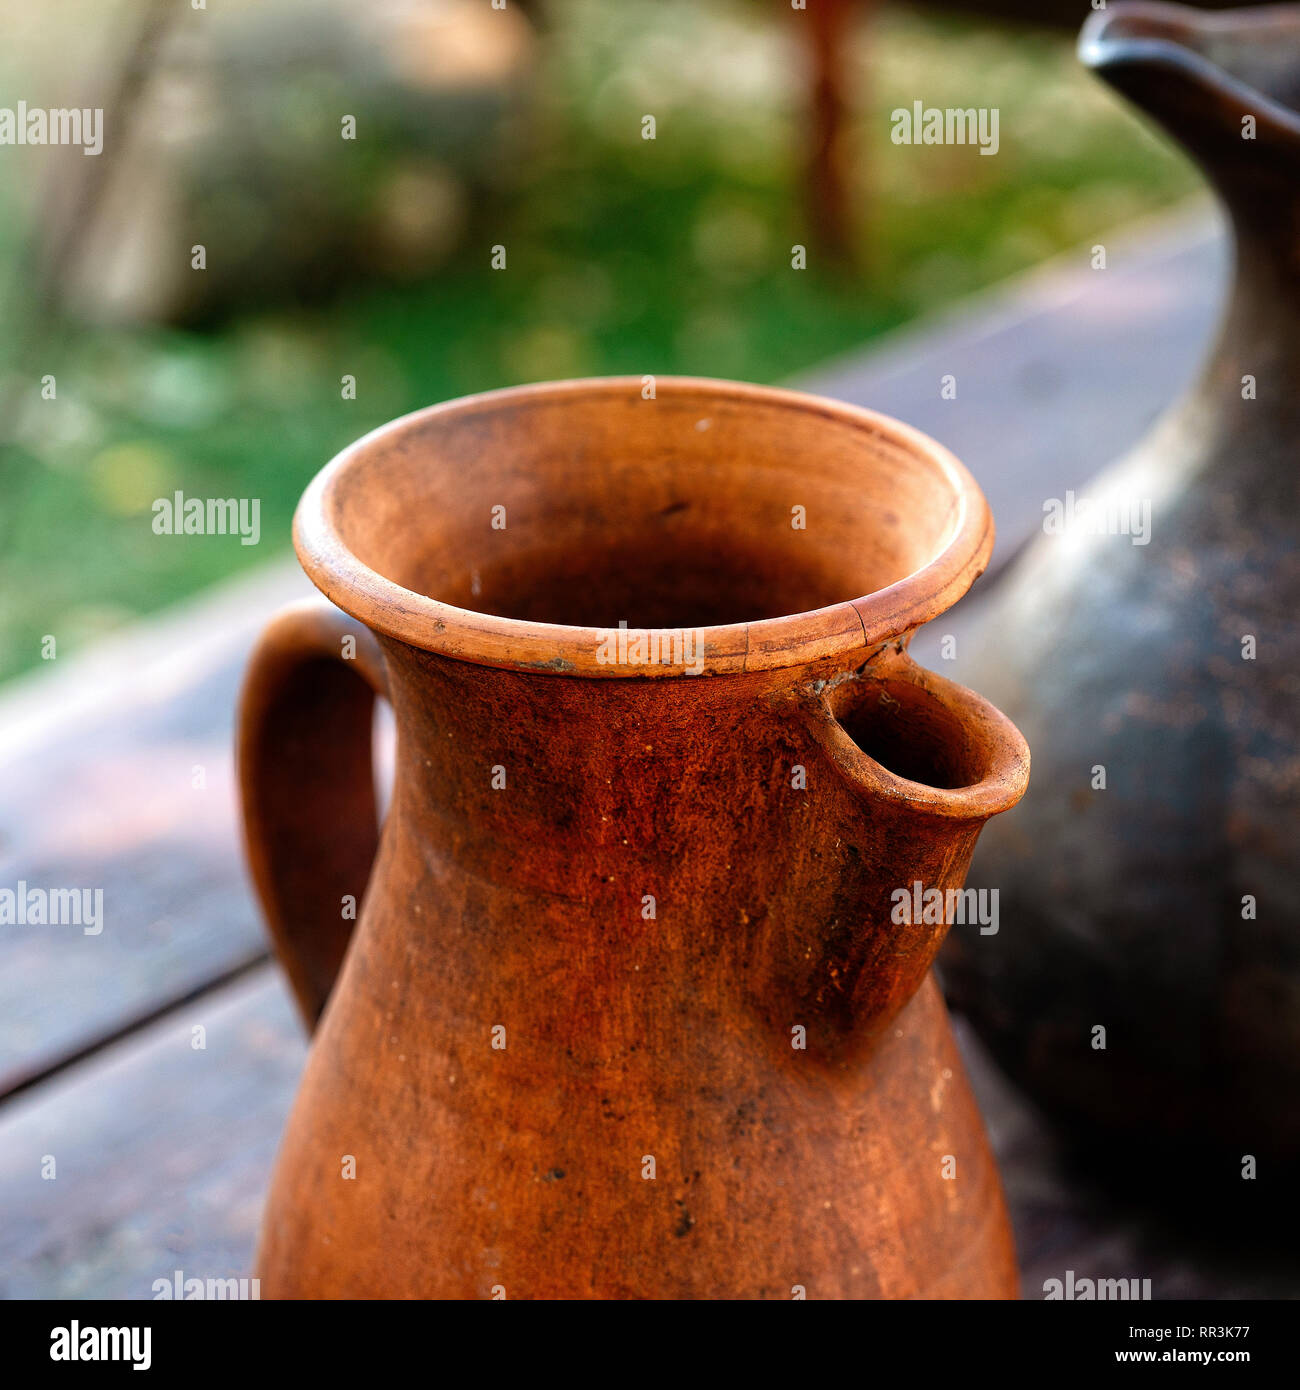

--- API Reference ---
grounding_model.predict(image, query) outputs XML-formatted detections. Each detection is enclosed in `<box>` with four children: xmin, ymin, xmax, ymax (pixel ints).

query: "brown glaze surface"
<box><xmin>238</xmin><ymin>377</ymin><xmax>1029</xmax><ymax>1298</ymax></box>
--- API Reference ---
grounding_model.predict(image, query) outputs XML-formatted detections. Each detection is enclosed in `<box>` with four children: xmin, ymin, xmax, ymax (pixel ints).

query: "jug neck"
<box><xmin>374</xmin><ymin>636</ymin><xmax>1026</xmax><ymax>1059</ymax></box>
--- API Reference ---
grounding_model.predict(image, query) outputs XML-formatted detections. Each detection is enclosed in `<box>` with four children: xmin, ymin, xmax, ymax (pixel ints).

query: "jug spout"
<box><xmin>1080</xmin><ymin>3</ymin><xmax>1300</xmax><ymax>207</ymax></box>
<box><xmin>1081</xmin><ymin>2</ymin><xmax>1300</xmax><ymax>374</ymax></box>
<box><xmin>768</xmin><ymin>648</ymin><xmax>1029</xmax><ymax>1061</ymax></box>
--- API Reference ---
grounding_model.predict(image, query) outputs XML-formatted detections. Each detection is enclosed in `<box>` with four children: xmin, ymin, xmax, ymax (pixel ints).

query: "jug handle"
<box><xmin>237</xmin><ymin>598</ymin><xmax>389</xmax><ymax>1030</ymax></box>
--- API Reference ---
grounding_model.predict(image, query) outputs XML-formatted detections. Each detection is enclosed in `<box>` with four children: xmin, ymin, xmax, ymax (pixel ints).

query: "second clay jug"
<box><xmin>238</xmin><ymin>377</ymin><xmax>1029</xmax><ymax>1298</ymax></box>
<box><xmin>944</xmin><ymin>2</ymin><xmax>1300</xmax><ymax>1164</ymax></box>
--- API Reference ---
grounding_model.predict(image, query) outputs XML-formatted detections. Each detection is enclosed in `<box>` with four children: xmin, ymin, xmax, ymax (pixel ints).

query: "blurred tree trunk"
<box><xmin>805</xmin><ymin>0</ymin><xmax>866</xmax><ymax>266</ymax></box>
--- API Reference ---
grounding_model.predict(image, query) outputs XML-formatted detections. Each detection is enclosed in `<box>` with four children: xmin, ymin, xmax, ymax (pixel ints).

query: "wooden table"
<box><xmin>3</xmin><ymin>202</ymin><xmax>1292</xmax><ymax>1299</ymax></box>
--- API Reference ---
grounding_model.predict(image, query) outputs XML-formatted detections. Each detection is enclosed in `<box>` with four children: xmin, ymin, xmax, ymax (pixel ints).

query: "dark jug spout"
<box><xmin>1080</xmin><ymin>1</ymin><xmax>1300</xmax><ymax>200</ymax></box>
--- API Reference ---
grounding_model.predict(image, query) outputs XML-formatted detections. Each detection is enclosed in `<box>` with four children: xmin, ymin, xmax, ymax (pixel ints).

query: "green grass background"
<box><xmin>0</xmin><ymin>1</ymin><xmax>1196</xmax><ymax>684</ymax></box>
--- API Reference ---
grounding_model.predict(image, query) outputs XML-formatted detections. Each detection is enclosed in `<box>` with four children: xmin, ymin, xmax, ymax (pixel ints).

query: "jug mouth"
<box><xmin>294</xmin><ymin>376</ymin><xmax>992</xmax><ymax>678</ymax></box>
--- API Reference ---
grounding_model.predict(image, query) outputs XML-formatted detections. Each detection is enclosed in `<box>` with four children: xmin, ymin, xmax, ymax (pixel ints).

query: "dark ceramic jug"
<box><xmin>943</xmin><ymin>2</ymin><xmax>1300</xmax><ymax>1162</ymax></box>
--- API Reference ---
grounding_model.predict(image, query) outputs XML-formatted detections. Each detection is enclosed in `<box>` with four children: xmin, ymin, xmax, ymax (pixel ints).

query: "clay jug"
<box><xmin>238</xmin><ymin>377</ymin><xmax>1029</xmax><ymax>1298</ymax></box>
<box><xmin>943</xmin><ymin>2</ymin><xmax>1300</xmax><ymax>1164</ymax></box>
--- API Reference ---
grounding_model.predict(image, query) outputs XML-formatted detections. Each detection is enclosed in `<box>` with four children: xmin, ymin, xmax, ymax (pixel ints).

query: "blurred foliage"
<box><xmin>0</xmin><ymin>0</ymin><xmax>1197</xmax><ymax>683</ymax></box>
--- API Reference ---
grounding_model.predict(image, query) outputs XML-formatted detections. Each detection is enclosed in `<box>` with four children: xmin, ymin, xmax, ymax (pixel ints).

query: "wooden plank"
<box><xmin>2</xmin><ymin>960</ymin><xmax>1290</xmax><ymax>1299</ymax></box>
<box><xmin>0</xmin><ymin>967</ymin><xmax>302</xmax><ymax>1299</ymax></box>
<box><xmin>0</xmin><ymin>562</ymin><xmax>312</xmax><ymax>1095</ymax></box>
<box><xmin>0</xmin><ymin>559</ymin><xmax>308</xmax><ymax>769</ymax></box>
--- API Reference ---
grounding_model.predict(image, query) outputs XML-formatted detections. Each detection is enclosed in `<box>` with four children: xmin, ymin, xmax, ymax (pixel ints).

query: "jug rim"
<box><xmin>293</xmin><ymin>376</ymin><xmax>994</xmax><ymax>678</ymax></box>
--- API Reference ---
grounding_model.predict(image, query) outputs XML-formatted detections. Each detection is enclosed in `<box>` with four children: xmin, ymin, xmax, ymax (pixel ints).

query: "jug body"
<box><xmin>239</xmin><ymin>377</ymin><xmax>1029</xmax><ymax>1297</ymax></box>
<box><xmin>944</xmin><ymin>2</ymin><xmax>1300</xmax><ymax>1167</ymax></box>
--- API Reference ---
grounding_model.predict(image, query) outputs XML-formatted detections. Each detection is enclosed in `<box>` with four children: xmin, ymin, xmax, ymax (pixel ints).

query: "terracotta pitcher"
<box><xmin>238</xmin><ymin>377</ymin><xmax>1029</xmax><ymax>1299</ymax></box>
<box><xmin>944</xmin><ymin>2</ymin><xmax>1300</xmax><ymax>1165</ymax></box>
